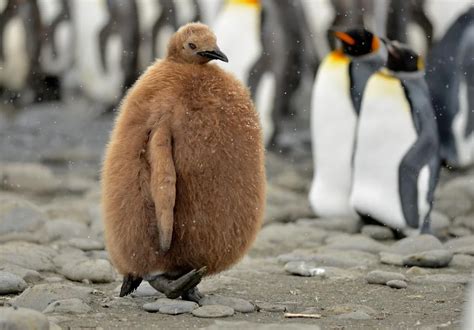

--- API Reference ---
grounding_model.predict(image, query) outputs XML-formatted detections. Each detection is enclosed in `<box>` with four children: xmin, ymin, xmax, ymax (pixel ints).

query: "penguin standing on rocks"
<box><xmin>102</xmin><ymin>23</ymin><xmax>265</xmax><ymax>301</ymax></box>
<box><xmin>350</xmin><ymin>42</ymin><xmax>440</xmax><ymax>233</ymax></box>
<box><xmin>426</xmin><ymin>7</ymin><xmax>474</xmax><ymax>168</ymax></box>
<box><xmin>309</xmin><ymin>28</ymin><xmax>387</xmax><ymax>218</ymax></box>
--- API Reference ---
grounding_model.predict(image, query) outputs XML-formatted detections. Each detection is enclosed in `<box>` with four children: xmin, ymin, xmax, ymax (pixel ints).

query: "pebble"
<box><xmin>323</xmin><ymin>234</ymin><xmax>389</xmax><ymax>254</ymax></box>
<box><xmin>434</xmin><ymin>187</ymin><xmax>472</xmax><ymax>219</ymax></box>
<box><xmin>42</xmin><ymin>219</ymin><xmax>89</xmax><ymax>241</ymax></box>
<box><xmin>204</xmin><ymin>321</ymin><xmax>320</xmax><ymax>330</ymax></box>
<box><xmin>379</xmin><ymin>252</ymin><xmax>404</xmax><ymax>266</ymax></box>
<box><xmin>143</xmin><ymin>298</ymin><xmax>198</xmax><ymax>315</ymax></box>
<box><xmin>0</xmin><ymin>162</ymin><xmax>60</xmax><ymax>193</ymax></box>
<box><xmin>453</xmin><ymin>214</ymin><xmax>474</xmax><ymax>231</ymax></box>
<box><xmin>448</xmin><ymin>226</ymin><xmax>472</xmax><ymax>237</ymax></box>
<box><xmin>0</xmin><ymin>198</ymin><xmax>46</xmax><ymax>236</ymax></box>
<box><xmin>361</xmin><ymin>225</ymin><xmax>394</xmax><ymax>240</ymax></box>
<box><xmin>265</xmin><ymin>186</ymin><xmax>313</xmax><ymax>224</ymax></box>
<box><xmin>406</xmin><ymin>266</ymin><xmax>429</xmax><ymax>276</ymax></box>
<box><xmin>279</xmin><ymin>249</ymin><xmax>378</xmax><ymax>268</ymax></box>
<box><xmin>255</xmin><ymin>302</ymin><xmax>287</xmax><ymax>312</ymax></box>
<box><xmin>68</xmin><ymin>238</ymin><xmax>105</xmax><ymax>251</ymax></box>
<box><xmin>42</xmin><ymin>201</ymin><xmax>93</xmax><ymax>225</ymax></box>
<box><xmin>402</xmin><ymin>249</ymin><xmax>453</xmax><ymax>268</ymax></box>
<box><xmin>284</xmin><ymin>261</ymin><xmax>327</xmax><ymax>278</ymax></box>
<box><xmin>430</xmin><ymin>211</ymin><xmax>451</xmax><ymax>238</ymax></box>
<box><xmin>12</xmin><ymin>283</ymin><xmax>93</xmax><ymax>311</ymax></box>
<box><xmin>297</xmin><ymin>217</ymin><xmax>362</xmax><ymax>234</ymax></box>
<box><xmin>0</xmin><ymin>306</ymin><xmax>49</xmax><ymax>330</ymax></box>
<box><xmin>412</xmin><ymin>274</ymin><xmax>471</xmax><ymax>284</ymax></box>
<box><xmin>0</xmin><ymin>271</ymin><xmax>28</xmax><ymax>294</ymax></box>
<box><xmin>390</xmin><ymin>235</ymin><xmax>444</xmax><ymax>255</ymax></box>
<box><xmin>326</xmin><ymin>303</ymin><xmax>376</xmax><ymax>318</ymax></box>
<box><xmin>449</xmin><ymin>254</ymin><xmax>474</xmax><ymax>268</ymax></box>
<box><xmin>336</xmin><ymin>310</ymin><xmax>372</xmax><ymax>320</ymax></box>
<box><xmin>199</xmin><ymin>295</ymin><xmax>255</xmax><ymax>313</ymax></box>
<box><xmin>129</xmin><ymin>282</ymin><xmax>161</xmax><ymax>298</ymax></box>
<box><xmin>366</xmin><ymin>270</ymin><xmax>407</xmax><ymax>285</ymax></box>
<box><xmin>60</xmin><ymin>259</ymin><xmax>115</xmax><ymax>283</ymax></box>
<box><xmin>0</xmin><ymin>264</ymin><xmax>43</xmax><ymax>283</ymax></box>
<box><xmin>53</xmin><ymin>247</ymin><xmax>88</xmax><ymax>268</ymax></box>
<box><xmin>192</xmin><ymin>305</ymin><xmax>234</xmax><ymax>318</ymax></box>
<box><xmin>0</xmin><ymin>242</ymin><xmax>57</xmax><ymax>272</ymax></box>
<box><xmin>444</xmin><ymin>236</ymin><xmax>474</xmax><ymax>255</ymax></box>
<box><xmin>386</xmin><ymin>280</ymin><xmax>407</xmax><ymax>289</ymax></box>
<box><xmin>43</xmin><ymin>298</ymin><xmax>92</xmax><ymax>314</ymax></box>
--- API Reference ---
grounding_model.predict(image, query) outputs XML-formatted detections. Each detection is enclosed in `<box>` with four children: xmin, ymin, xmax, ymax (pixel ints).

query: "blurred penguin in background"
<box><xmin>70</xmin><ymin>0</ymin><xmax>139</xmax><ymax>111</ymax></box>
<box><xmin>351</xmin><ymin>42</ymin><xmax>439</xmax><ymax>234</ymax></box>
<box><xmin>37</xmin><ymin>0</ymin><xmax>73</xmax><ymax>101</ymax></box>
<box><xmin>248</xmin><ymin>0</ymin><xmax>319</xmax><ymax>150</ymax></box>
<box><xmin>309</xmin><ymin>28</ymin><xmax>387</xmax><ymax>218</ymax></box>
<box><xmin>426</xmin><ymin>7</ymin><xmax>474</xmax><ymax>169</ymax></box>
<box><xmin>0</xmin><ymin>0</ymin><xmax>42</xmax><ymax>104</ymax></box>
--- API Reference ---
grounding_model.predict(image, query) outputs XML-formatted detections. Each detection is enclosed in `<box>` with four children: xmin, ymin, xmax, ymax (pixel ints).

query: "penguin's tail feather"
<box><xmin>120</xmin><ymin>274</ymin><xmax>143</xmax><ymax>297</ymax></box>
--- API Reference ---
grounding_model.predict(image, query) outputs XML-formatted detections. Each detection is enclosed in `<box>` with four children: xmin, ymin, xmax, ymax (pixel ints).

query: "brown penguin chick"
<box><xmin>101</xmin><ymin>22</ymin><xmax>266</xmax><ymax>301</ymax></box>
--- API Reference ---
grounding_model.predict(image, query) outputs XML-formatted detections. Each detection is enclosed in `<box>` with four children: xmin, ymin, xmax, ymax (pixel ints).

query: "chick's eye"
<box><xmin>188</xmin><ymin>43</ymin><xmax>197</xmax><ymax>50</ymax></box>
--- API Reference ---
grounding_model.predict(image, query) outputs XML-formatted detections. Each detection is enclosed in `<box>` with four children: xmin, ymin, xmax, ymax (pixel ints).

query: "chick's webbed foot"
<box><xmin>148</xmin><ymin>266</ymin><xmax>207</xmax><ymax>299</ymax></box>
<box><xmin>182</xmin><ymin>286</ymin><xmax>204</xmax><ymax>303</ymax></box>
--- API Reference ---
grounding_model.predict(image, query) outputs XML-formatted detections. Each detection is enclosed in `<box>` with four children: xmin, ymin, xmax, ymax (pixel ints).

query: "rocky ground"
<box><xmin>0</xmin><ymin>103</ymin><xmax>473</xmax><ymax>329</ymax></box>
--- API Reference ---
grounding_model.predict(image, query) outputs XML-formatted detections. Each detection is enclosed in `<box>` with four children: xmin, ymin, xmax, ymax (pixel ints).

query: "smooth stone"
<box><xmin>278</xmin><ymin>249</ymin><xmax>378</xmax><ymax>268</ymax></box>
<box><xmin>336</xmin><ymin>310</ymin><xmax>372</xmax><ymax>320</ymax></box>
<box><xmin>448</xmin><ymin>226</ymin><xmax>472</xmax><ymax>237</ymax></box>
<box><xmin>444</xmin><ymin>236</ymin><xmax>474</xmax><ymax>254</ymax></box>
<box><xmin>0</xmin><ymin>271</ymin><xmax>28</xmax><ymax>294</ymax></box>
<box><xmin>265</xmin><ymin>186</ymin><xmax>313</xmax><ymax>224</ymax></box>
<box><xmin>42</xmin><ymin>201</ymin><xmax>93</xmax><ymax>225</ymax></box>
<box><xmin>453</xmin><ymin>214</ymin><xmax>474</xmax><ymax>231</ymax></box>
<box><xmin>386</xmin><ymin>280</ymin><xmax>407</xmax><ymax>289</ymax></box>
<box><xmin>255</xmin><ymin>302</ymin><xmax>287</xmax><ymax>312</ymax></box>
<box><xmin>0</xmin><ymin>242</ymin><xmax>57</xmax><ymax>272</ymax></box>
<box><xmin>406</xmin><ymin>266</ymin><xmax>429</xmax><ymax>276</ymax></box>
<box><xmin>143</xmin><ymin>298</ymin><xmax>198</xmax><ymax>315</ymax></box>
<box><xmin>379</xmin><ymin>252</ymin><xmax>404</xmax><ymax>266</ymax></box>
<box><xmin>60</xmin><ymin>259</ymin><xmax>115</xmax><ymax>283</ymax></box>
<box><xmin>87</xmin><ymin>250</ymin><xmax>109</xmax><ymax>261</ymax></box>
<box><xmin>0</xmin><ymin>162</ymin><xmax>60</xmax><ymax>193</ymax></box>
<box><xmin>192</xmin><ymin>305</ymin><xmax>234</xmax><ymax>318</ymax></box>
<box><xmin>326</xmin><ymin>304</ymin><xmax>377</xmax><ymax>317</ymax></box>
<box><xmin>12</xmin><ymin>283</ymin><xmax>93</xmax><ymax>311</ymax></box>
<box><xmin>0</xmin><ymin>264</ymin><xmax>43</xmax><ymax>283</ymax></box>
<box><xmin>430</xmin><ymin>211</ymin><xmax>451</xmax><ymax>238</ymax></box>
<box><xmin>438</xmin><ymin>175</ymin><xmax>474</xmax><ymax>198</ymax></box>
<box><xmin>68</xmin><ymin>238</ymin><xmax>105</xmax><ymax>251</ymax></box>
<box><xmin>366</xmin><ymin>270</ymin><xmax>407</xmax><ymax>285</ymax></box>
<box><xmin>434</xmin><ymin>186</ymin><xmax>472</xmax><ymax>219</ymax></box>
<box><xmin>0</xmin><ymin>307</ymin><xmax>49</xmax><ymax>330</ymax></box>
<box><xmin>43</xmin><ymin>298</ymin><xmax>92</xmax><ymax>314</ymax></box>
<box><xmin>390</xmin><ymin>235</ymin><xmax>444</xmax><ymax>255</ymax></box>
<box><xmin>130</xmin><ymin>282</ymin><xmax>162</xmax><ymax>298</ymax></box>
<box><xmin>361</xmin><ymin>225</ymin><xmax>394</xmax><ymax>240</ymax></box>
<box><xmin>204</xmin><ymin>321</ymin><xmax>319</xmax><ymax>330</ymax></box>
<box><xmin>199</xmin><ymin>295</ymin><xmax>255</xmax><ymax>313</ymax></box>
<box><xmin>450</xmin><ymin>254</ymin><xmax>474</xmax><ymax>268</ymax></box>
<box><xmin>412</xmin><ymin>274</ymin><xmax>471</xmax><ymax>284</ymax></box>
<box><xmin>323</xmin><ymin>234</ymin><xmax>389</xmax><ymax>254</ymax></box>
<box><xmin>284</xmin><ymin>261</ymin><xmax>327</xmax><ymax>278</ymax></box>
<box><xmin>297</xmin><ymin>217</ymin><xmax>362</xmax><ymax>234</ymax></box>
<box><xmin>0</xmin><ymin>198</ymin><xmax>46</xmax><ymax>236</ymax></box>
<box><xmin>53</xmin><ymin>248</ymin><xmax>88</xmax><ymax>268</ymax></box>
<box><xmin>45</xmin><ymin>277</ymin><xmax>64</xmax><ymax>283</ymax></box>
<box><xmin>42</xmin><ymin>219</ymin><xmax>89</xmax><ymax>241</ymax></box>
<box><xmin>402</xmin><ymin>249</ymin><xmax>453</xmax><ymax>268</ymax></box>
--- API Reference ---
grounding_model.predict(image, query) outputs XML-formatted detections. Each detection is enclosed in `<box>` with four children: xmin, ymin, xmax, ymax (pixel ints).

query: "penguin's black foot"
<box><xmin>148</xmin><ymin>266</ymin><xmax>207</xmax><ymax>299</ymax></box>
<box><xmin>120</xmin><ymin>274</ymin><xmax>143</xmax><ymax>297</ymax></box>
<box><xmin>182</xmin><ymin>286</ymin><xmax>204</xmax><ymax>303</ymax></box>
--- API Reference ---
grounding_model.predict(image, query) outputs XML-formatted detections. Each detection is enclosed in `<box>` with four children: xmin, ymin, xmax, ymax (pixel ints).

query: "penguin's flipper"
<box><xmin>119</xmin><ymin>274</ymin><xmax>143</xmax><ymax>297</ymax></box>
<box><xmin>149</xmin><ymin>123</ymin><xmax>176</xmax><ymax>252</ymax></box>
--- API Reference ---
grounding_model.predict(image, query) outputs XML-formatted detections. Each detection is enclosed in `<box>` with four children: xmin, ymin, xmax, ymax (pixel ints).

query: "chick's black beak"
<box><xmin>198</xmin><ymin>48</ymin><xmax>228</xmax><ymax>62</ymax></box>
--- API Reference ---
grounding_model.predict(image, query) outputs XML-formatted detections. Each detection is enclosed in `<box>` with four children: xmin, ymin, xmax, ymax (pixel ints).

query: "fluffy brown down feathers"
<box><xmin>101</xmin><ymin>23</ymin><xmax>266</xmax><ymax>277</ymax></box>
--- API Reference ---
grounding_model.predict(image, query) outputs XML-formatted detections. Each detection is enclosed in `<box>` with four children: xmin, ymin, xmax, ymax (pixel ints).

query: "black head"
<box><xmin>333</xmin><ymin>27</ymin><xmax>380</xmax><ymax>57</ymax></box>
<box><xmin>386</xmin><ymin>41</ymin><xmax>422</xmax><ymax>72</ymax></box>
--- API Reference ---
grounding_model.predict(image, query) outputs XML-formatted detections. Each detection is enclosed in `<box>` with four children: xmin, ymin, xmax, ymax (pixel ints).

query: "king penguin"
<box><xmin>351</xmin><ymin>42</ymin><xmax>440</xmax><ymax>233</ymax></box>
<box><xmin>309</xmin><ymin>28</ymin><xmax>387</xmax><ymax>218</ymax></box>
<box><xmin>426</xmin><ymin>7</ymin><xmax>474</xmax><ymax>168</ymax></box>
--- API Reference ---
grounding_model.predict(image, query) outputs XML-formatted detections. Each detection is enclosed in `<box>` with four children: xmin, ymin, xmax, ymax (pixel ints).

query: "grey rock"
<box><xmin>53</xmin><ymin>248</ymin><xmax>88</xmax><ymax>268</ymax></box>
<box><xmin>386</xmin><ymin>280</ymin><xmax>407</xmax><ymax>289</ymax></box>
<box><xmin>45</xmin><ymin>277</ymin><xmax>64</xmax><ymax>283</ymax></box>
<box><xmin>192</xmin><ymin>305</ymin><xmax>234</xmax><ymax>318</ymax></box>
<box><xmin>405</xmin><ymin>266</ymin><xmax>429</xmax><ymax>276</ymax></box>
<box><xmin>453</xmin><ymin>214</ymin><xmax>474</xmax><ymax>231</ymax></box>
<box><xmin>43</xmin><ymin>298</ymin><xmax>92</xmax><ymax>314</ymax></box>
<box><xmin>42</xmin><ymin>201</ymin><xmax>93</xmax><ymax>225</ymax></box>
<box><xmin>0</xmin><ymin>198</ymin><xmax>46</xmax><ymax>236</ymax></box>
<box><xmin>68</xmin><ymin>238</ymin><xmax>104</xmax><ymax>251</ymax></box>
<box><xmin>326</xmin><ymin>304</ymin><xmax>377</xmax><ymax>317</ymax></box>
<box><xmin>336</xmin><ymin>310</ymin><xmax>372</xmax><ymax>320</ymax></box>
<box><xmin>297</xmin><ymin>217</ymin><xmax>362</xmax><ymax>234</ymax></box>
<box><xmin>60</xmin><ymin>259</ymin><xmax>115</xmax><ymax>283</ymax></box>
<box><xmin>265</xmin><ymin>185</ymin><xmax>313</xmax><ymax>224</ymax></box>
<box><xmin>430</xmin><ymin>211</ymin><xmax>451</xmax><ymax>238</ymax></box>
<box><xmin>323</xmin><ymin>234</ymin><xmax>389</xmax><ymax>254</ymax></box>
<box><xmin>255</xmin><ymin>302</ymin><xmax>287</xmax><ymax>312</ymax></box>
<box><xmin>412</xmin><ymin>274</ymin><xmax>471</xmax><ymax>284</ymax></box>
<box><xmin>143</xmin><ymin>298</ymin><xmax>198</xmax><ymax>315</ymax></box>
<box><xmin>379</xmin><ymin>252</ymin><xmax>404</xmax><ymax>266</ymax></box>
<box><xmin>361</xmin><ymin>225</ymin><xmax>394</xmax><ymax>240</ymax></box>
<box><xmin>444</xmin><ymin>236</ymin><xmax>474</xmax><ymax>255</ymax></box>
<box><xmin>0</xmin><ymin>307</ymin><xmax>49</xmax><ymax>330</ymax></box>
<box><xmin>42</xmin><ymin>219</ymin><xmax>89</xmax><ymax>241</ymax></box>
<box><xmin>87</xmin><ymin>250</ymin><xmax>109</xmax><ymax>260</ymax></box>
<box><xmin>0</xmin><ymin>162</ymin><xmax>60</xmax><ymax>193</ymax></box>
<box><xmin>204</xmin><ymin>321</ymin><xmax>319</xmax><ymax>330</ymax></box>
<box><xmin>439</xmin><ymin>175</ymin><xmax>474</xmax><ymax>199</ymax></box>
<box><xmin>284</xmin><ymin>261</ymin><xmax>327</xmax><ymax>278</ymax></box>
<box><xmin>130</xmin><ymin>282</ymin><xmax>161</xmax><ymax>298</ymax></box>
<box><xmin>0</xmin><ymin>264</ymin><xmax>43</xmax><ymax>283</ymax></box>
<box><xmin>0</xmin><ymin>271</ymin><xmax>28</xmax><ymax>294</ymax></box>
<box><xmin>390</xmin><ymin>235</ymin><xmax>444</xmax><ymax>255</ymax></box>
<box><xmin>402</xmin><ymin>249</ymin><xmax>453</xmax><ymax>268</ymax></box>
<box><xmin>199</xmin><ymin>295</ymin><xmax>255</xmax><ymax>313</ymax></box>
<box><xmin>278</xmin><ymin>249</ymin><xmax>378</xmax><ymax>268</ymax></box>
<box><xmin>0</xmin><ymin>242</ymin><xmax>57</xmax><ymax>272</ymax></box>
<box><xmin>448</xmin><ymin>226</ymin><xmax>472</xmax><ymax>237</ymax></box>
<box><xmin>12</xmin><ymin>283</ymin><xmax>93</xmax><ymax>311</ymax></box>
<box><xmin>450</xmin><ymin>254</ymin><xmax>474</xmax><ymax>268</ymax></box>
<box><xmin>434</xmin><ymin>189</ymin><xmax>472</xmax><ymax>219</ymax></box>
<box><xmin>366</xmin><ymin>270</ymin><xmax>407</xmax><ymax>285</ymax></box>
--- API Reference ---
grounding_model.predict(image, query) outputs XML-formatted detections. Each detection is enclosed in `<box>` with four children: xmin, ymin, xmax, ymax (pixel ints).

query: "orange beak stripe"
<box><xmin>334</xmin><ymin>31</ymin><xmax>356</xmax><ymax>45</ymax></box>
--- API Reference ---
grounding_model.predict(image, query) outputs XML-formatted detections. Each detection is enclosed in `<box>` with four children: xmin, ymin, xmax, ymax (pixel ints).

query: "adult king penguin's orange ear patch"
<box><xmin>371</xmin><ymin>36</ymin><xmax>380</xmax><ymax>51</ymax></box>
<box><xmin>417</xmin><ymin>56</ymin><xmax>425</xmax><ymax>70</ymax></box>
<box><xmin>334</xmin><ymin>31</ymin><xmax>356</xmax><ymax>45</ymax></box>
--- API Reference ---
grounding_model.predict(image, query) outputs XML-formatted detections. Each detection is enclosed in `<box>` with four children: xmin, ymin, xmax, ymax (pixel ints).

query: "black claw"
<box><xmin>120</xmin><ymin>274</ymin><xmax>143</xmax><ymax>297</ymax></box>
<box><xmin>148</xmin><ymin>267</ymin><xmax>207</xmax><ymax>299</ymax></box>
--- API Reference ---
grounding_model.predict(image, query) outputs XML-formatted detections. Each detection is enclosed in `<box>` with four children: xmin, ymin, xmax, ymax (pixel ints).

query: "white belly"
<box><xmin>309</xmin><ymin>52</ymin><xmax>357</xmax><ymax>218</ymax></box>
<box><xmin>350</xmin><ymin>73</ymin><xmax>422</xmax><ymax>229</ymax></box>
